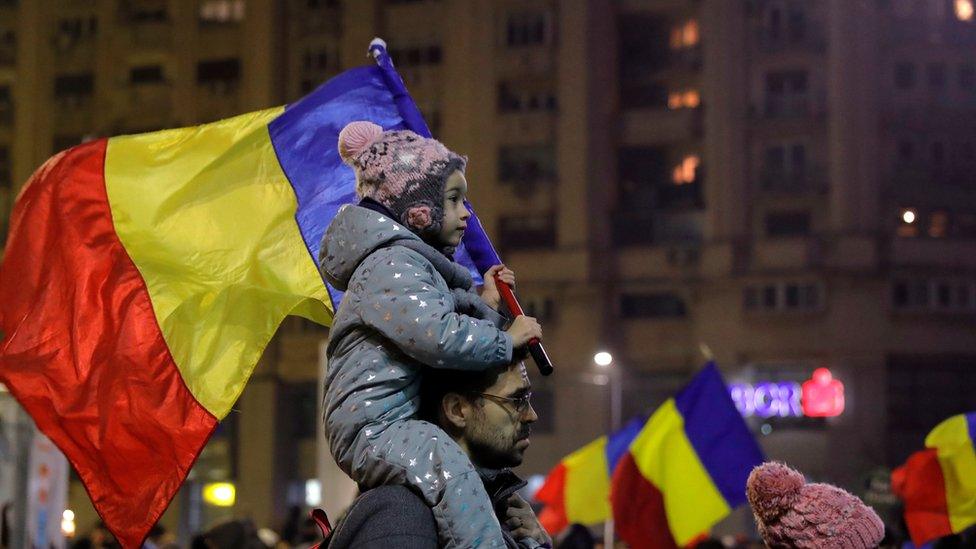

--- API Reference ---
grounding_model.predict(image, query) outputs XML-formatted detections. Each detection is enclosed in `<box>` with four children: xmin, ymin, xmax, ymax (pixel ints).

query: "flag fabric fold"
<box><xmin>893</xmin><ymin>412</ymin><xmax>976</xmax><ymax>546</ymax></box>
<box><xmin>536</xmin><ymin>416</ymin><xmax>645</xmax><ymax>534</ymax></box>
<box><xmin>610</xmin><ymin>363</ymin><xmax>765</xmax><ymax>549</ymax></box>
<box><xmin>0</xmin><ymin>42</ymin><xmax>492</xmax><ymax>548</ymax></box>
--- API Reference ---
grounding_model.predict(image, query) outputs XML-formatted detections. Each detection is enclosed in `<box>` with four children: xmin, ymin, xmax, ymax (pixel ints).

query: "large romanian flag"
<box><xmin>892</xmin><ymin>412</ymin><xmax>976</xmax><ymax>546</ymax></box>
<box><xmin>610</xmin><ymin>363</ymin><xmax>765</xmax><ymax>549</ymax></box>
<box><xmin>0</xmin><ymin>42</ymin><xmax>494</xmax><ymax>548</ymax></box>
<box><xmin>536</xmin><ymin>415</ymin><xmax>645</xmax><ymax>534</ymax></box>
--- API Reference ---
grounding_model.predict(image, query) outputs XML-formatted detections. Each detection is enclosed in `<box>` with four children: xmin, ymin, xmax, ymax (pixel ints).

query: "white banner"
<box><xmin>26</xmin><ymin>429</ymin><xmax>69</xmax><ymax>548</ymax></box>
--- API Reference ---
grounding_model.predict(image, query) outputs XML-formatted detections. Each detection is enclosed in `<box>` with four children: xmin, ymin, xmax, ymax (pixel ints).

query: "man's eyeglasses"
<box><xmin>472</xmin><ymin>392</ymin><xmax>533</xmax><ymax>415</ymax></box>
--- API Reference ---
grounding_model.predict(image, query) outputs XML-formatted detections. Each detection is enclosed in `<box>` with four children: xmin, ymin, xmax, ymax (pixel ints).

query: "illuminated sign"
<box><xmin>729</xmin><ymin>368</ymin><xmax>845</xmax><ymax>419</ymax></box>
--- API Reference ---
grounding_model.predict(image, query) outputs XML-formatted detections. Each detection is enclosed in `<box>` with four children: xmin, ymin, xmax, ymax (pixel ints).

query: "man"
<box><xmin>323</xmin><ymin>356</ymin><xmax>551</xmax><ymax>548</ymax></box>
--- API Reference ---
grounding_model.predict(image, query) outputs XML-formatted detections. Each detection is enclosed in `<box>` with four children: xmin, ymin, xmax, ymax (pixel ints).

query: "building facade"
<box><xmin>1</xmin><ymin>0</ymin><xmax>975</xmax><ymax>541</ymax></box>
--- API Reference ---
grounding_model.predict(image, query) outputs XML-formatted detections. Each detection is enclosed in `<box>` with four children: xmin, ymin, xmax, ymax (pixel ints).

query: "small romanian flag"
<box><xmin>536</xmin><ymin>416</ymin><xmax>645</xmax><ymax>534</ymax></box>
<box><xmin>610</xmin><ymin>363</ymin><xmax>765</xmax><ymax>549</ymax></box>
<box><xmin>0</xmin><ymin>43</ymin><xmax>492</xmax><ymax>548</ymax></box>
<box><xmin>892</xmin><ymin>412</ymin><xmax>976</xmax><ymax>546</ymax></box>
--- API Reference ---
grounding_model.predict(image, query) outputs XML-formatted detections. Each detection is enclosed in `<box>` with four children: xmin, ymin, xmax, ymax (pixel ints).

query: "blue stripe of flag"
<box><xmin>604</xmin><ymin>415</ymin><xmax>647</xmax><ymax>477</ymax></box>
<box><xmin>268</xmin><ymin>64</ymin><xmax>485</xmax><ymax>308</ymax></box>
<box><xmin>674</xmin><ymin>362</ymin><xmax>766</xmax><ymax>507</ymax></box>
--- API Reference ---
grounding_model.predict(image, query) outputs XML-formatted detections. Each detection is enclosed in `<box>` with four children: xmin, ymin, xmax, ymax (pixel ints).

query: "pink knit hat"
<box><xmin>746</xmin><ymin>462</ymin><xmax>884</xmax><ymax>549</ymax></box>
<box><xmin>337</xmin><ymin>121</ymin><xmax>467</xmax><ymax>239</ymax></box>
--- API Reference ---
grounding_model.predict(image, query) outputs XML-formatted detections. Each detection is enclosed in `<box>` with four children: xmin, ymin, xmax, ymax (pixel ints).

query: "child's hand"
<box><xmin>506</xmin><ymin>315</ymin><xmax>542</xmax><ymax>347</ymax></box>
<box><xmin>479</xmin><ymin>264</ymin><xmax>515</xmax><ymax>310</ymax></box>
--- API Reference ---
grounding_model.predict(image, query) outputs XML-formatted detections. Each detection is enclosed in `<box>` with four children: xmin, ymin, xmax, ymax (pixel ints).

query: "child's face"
<box><xmin>437</xmin><ymin>170</ymin><xmax>470</xmax><ymax>247</ymax></box>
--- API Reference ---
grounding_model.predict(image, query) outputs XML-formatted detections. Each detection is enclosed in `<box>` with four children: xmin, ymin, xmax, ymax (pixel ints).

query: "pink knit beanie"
<box><xmin>337</xmin><ymin>121</ymin><xmax>467</xmax><ymax>239</ymax></box>
<box><xmin>746</xmin><ymin>462</ymin><xmax>884</xmax><ymax>549</ymax></box>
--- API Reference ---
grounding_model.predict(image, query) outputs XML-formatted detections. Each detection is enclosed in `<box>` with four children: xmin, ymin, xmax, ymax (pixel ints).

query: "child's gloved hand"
<box><xmin>506</xmin><ymin>315</ymin><xmax>542</xmax><ymax>347</ymax></box>
<box><xmin>479</xmin><ymin>264</ymin><xmax>515</xmax><ymax>310</ymax></box>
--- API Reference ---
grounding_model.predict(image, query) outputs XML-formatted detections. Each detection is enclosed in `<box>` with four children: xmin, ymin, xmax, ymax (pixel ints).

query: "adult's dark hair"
<box><xmin>418</xmin><ymin>348</ymin><xmax>530</xmax><ymax>424</ymax></box>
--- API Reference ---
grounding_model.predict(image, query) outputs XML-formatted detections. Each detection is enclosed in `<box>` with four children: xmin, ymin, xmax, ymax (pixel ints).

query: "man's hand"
<box><xmin>505</xmin><ymin>494</ymin><xmax>552</xmax><ymax>548</ymax></box>
<box><xmin>479</xmin><ymin>264</ymin><xmax>515</xmax><ymax>310</ymax></box>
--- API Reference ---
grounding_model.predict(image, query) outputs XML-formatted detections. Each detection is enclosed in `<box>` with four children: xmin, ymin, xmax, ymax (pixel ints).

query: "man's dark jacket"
<box><xmin>323</xmin><ymin>468</ymin><xmax>546</xmax><ymax>548</ymax></box>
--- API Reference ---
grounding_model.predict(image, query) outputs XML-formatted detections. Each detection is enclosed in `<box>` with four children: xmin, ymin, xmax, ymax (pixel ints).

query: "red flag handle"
<box><xmin>494</xmin><ymin>274</ymin><xmax>553</xmax><ymax>376</ymax></box>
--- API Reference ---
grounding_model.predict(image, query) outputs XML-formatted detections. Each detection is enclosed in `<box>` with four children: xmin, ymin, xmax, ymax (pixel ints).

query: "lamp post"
<box><xmin>593</xmin><ymin>351</ymin><xmax>619</xmax><ymax>548</ymax></box>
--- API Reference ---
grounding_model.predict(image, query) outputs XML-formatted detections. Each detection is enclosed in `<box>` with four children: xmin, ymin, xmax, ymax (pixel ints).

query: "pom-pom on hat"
<box><xmin>337</xmin><ymin>121</ymin><xmax>466</xmax><ymax>240</ymax></box>
<box><xmin>746</xmin><ymin>462</ymin><xmax>885</xmax><ymax>549</ymax></box>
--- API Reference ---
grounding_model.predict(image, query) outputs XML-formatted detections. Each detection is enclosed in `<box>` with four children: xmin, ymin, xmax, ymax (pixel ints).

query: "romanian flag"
<box><xmin>610</xmin><ymin>363</ymin><xmax>765</xmax><ymax>549</ymax></box>
<box><xmin>0</xmin><ymin>42</ymin><xmax>495</xmax><ymax>548</ymax></box>
<box><xmin>536</xmin><ymin>416</ymin><xmax>645</xmax><ymax>534</ymax></box>
<box><xmin>892</xmin><ymin>412</ymin><xmax>976</xmax><ymax>546</ymax></box>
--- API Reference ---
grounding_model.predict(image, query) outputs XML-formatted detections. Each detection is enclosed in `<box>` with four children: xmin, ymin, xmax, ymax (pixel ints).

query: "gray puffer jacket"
<box><xmin>319</xmin><ymin>205</ymin><xmax>514</xmax><ymax>478</ymax></box>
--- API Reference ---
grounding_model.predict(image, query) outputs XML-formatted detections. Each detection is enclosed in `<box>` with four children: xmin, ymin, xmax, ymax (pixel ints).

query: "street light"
<box><xmin>594</xmin><ymin>351</ymin><xmax>613</xmax><ymax>367</ymax></box>
<box><xmin>593</xmin><ymin>352</ymin><xmax>621</xmax><ymax>432</ymax></box>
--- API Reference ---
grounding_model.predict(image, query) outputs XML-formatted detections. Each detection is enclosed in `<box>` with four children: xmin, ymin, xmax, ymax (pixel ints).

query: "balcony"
<box><xmin>754</xmin><ymin>25</ymin><xmax>826</xmax><ymax>54</ymax></box>
<box><xmin>612</xmin><ymin>209</ymin><xmax>703</xmax><ymax>247</ymax></box>
<box><xmin>890</xmin><ymin>237</ymin><xmax>976</xmax><ymax>270</ymax></box>
<box><xmin>620</xmin><ymin>107</ymin><xmax>702</xmax><ymax>146</ymax></box>
<box><xmin>759</xmin><ymin>166</ymin><xmax>828</xmax><ymax>195</ymax></box>
<box><xmin>761</xmin><ymin>95</ymin><xmax>825</xmax><ymax>119</ymax></box>
<box><xmin>128</xmin><ymin>21</ymin><xmax>172</xmax><ymax>50</ymax></box>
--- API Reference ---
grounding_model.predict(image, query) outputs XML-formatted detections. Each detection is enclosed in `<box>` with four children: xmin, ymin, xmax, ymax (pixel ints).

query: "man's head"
<box><xmin>420</xmin><ymin>355</ymin><xmax>537</xmax><ymax>469</ymax></box>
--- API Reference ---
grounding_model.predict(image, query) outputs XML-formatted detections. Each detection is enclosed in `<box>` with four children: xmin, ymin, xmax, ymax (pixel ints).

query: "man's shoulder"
<box><xmin>326</xmin><ymin>486</ymin><xmax>437</xmax><ymax>549</ymax></box>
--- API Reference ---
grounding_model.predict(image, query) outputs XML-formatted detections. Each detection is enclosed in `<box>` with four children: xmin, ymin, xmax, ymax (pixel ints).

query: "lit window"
<box><xmin>669</xmin><ymin>20</ymin><xmax>699</xmax><ymax>49</ymax></box>
<box><xmin>667</xmin><ymin>89</ymin><xmax>700</xmax><ymax>110</ymax></box>
<box><xmin>955</xmin><ymin>0</ymin><xmax>974</xmax><ymax>21</ymax></box>
<box><xmin>929</xmin><ymin>211</ymin><xmax>949</xmax><ymax>238</ymax></box>
<box><xmin>199</xmin><ymin>0</ymin><xmax>245</xmax><ymax>24</ymax></box>
<box><xmin>672</xmin><ymin>155</ymin><xmax>700</xmax><ymax>185</ymax></box>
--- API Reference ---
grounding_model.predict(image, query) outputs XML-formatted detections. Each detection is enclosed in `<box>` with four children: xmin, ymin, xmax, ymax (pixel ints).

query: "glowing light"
<box><xmin>670</xmin><ymin>20</ymin><xmax>700</xmax><ymax>49</ymax></box>
<box><xmin>668</xmin><ymin>90</ymin><xmax>701</xmax><ymax>110</ymax></box>
<box><xmin>202</xmin><ymin>482</ymin><xmax>236</xmax><ymax>507</ymax></box>
<box><xmin>62</xmin><ymin>509</ymin><xmax>76</xmax><ymax>537</ymax></box>
<box><xmin>902</xmin><ymin>209</ymin><xmax>917</xmax><ymax>224</ymax></box>
<box><xmin>956</xmin><ymin>0</ymin><xmax>974</xmax><ymax>21</ymax></box>
<box><xmin>593</xmin><ymin>351</ymin><xmax>613</xmax><ymax>367</ymax></box>
<box><xmin>305</xmin><ymin>479</ymin><xmax>322</xmax><ymax>507</ymax></box>
<box><xmin>672</xmin><ymin>155</ymin><xmax>700</xmax><ymax>185</ymax></box>
<box><xmin>801</xmin><ymin>368</ymin><xmax>845</xmax><ymax>417</ymax></box>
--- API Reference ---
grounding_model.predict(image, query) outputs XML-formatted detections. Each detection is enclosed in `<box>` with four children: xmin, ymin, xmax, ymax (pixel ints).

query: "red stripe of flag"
<box><xmin>892</xmin><ymin>448</ymin><xmax>953</xmax><ymax>546</ymax></box>
<box><xmin>0</xmin><ymin>140</ymin><xmax>218</xmax><ymax>548</ymax></box>
<box><xmin>610</xmin><ymin>452</ymin><xmax>680</xmax><ymax>549</ymax></box>
<box><xmin>536</xmin><ymin>461</ymin><xmax>569</xmax><ymax>535</ymax></box>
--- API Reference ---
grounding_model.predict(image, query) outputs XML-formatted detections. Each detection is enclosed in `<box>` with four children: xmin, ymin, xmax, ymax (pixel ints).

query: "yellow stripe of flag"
<box><xmin>564</xmin><ymin>436</ymin><xmax>611</xmax><ymax>525</ymax></box>
<box><xmin>630</xmin><ymin>398</ymin><xmax>731</xmax><ymax>545</ymax></box>
<box><xmin>104</xmin><ymin>108</ymin><xmax>332</xmax><ymax>418</ymax></box>
<box><xmin>926</xmin><ymin>414</ymin><xmax>976</xmax><ymax>533</ymax></box>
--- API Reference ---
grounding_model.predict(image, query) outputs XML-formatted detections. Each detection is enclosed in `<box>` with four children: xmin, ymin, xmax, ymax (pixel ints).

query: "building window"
<box><xmin>927</xmin><ymin>62</ymin><xmax>947</xmax><ymax>89</ymax></box>
<box><xmin>762</xmin><ymin>143</ymin><xmax>808</xmax><ymax>189</ymax></box>
<box><xmin>498</xmin><ymin>215</ymin><xmax>556</xmax><ymax>250</ymax></box>
<box><xmin>498</xmin><ymin>145</ymin><xmax>556</xmax><ymax>184</ymax></box>
<box><xmin>521</xmin><ymin>296</ymin><xmax>555</xmax><ymax>323</ymax></box>
<box><xmin>764</xmin><ymin>70</ymin><xmax>809</xmax><ymax>116</ymax></box>
<box><xmin>620</xmin><ymin>292</ymin><xmax>687</xmax><ymax>319</ymax></box>
<box><xmin>307</xmin><ymin>0</ymin><xmax>340</xmax><ymax>7</ymax></box>
<box><xmin>199</xmin><ymin>0</ymin><xmax>245</xmax><ymax>24</ymax></box>
<box><xmin>892</xmin><ymin>278</ymin><xmax>976</xmax><ymax>312</ymax></box>
<box><xmin>130</xmin><ymin>65</ymin><xmax>164</xmax><ymax>85</ymax></box>
<box><xmin>498</xmin><ymin>82</ymin><xmax>557</xmax><ymax>114</ymax></box>
<box><xmin>124</xmin><ymin>1</ymin><xmax>169</xmax><ymax>23</ymax></box>
<box><xmin>389</xmin><ymin>45</ymin><xmax>442</xmax><ymax>68</ymax></box>
<box><xmin>667</xmin><ymin>89</ymin><xmax>700</xmax><ymax>110</ymax></box>
<box><xmin>54</xmin><ymin>73</ymin><xmax>94</xmax><ymax>102</ymax></box>
<box><xmin>505</xmin><ymin>11</ymin><xmax>551</xmax><ymax>47</ymax></box>
<box><xmin>765</xmin><ymin>210</ymin><xmax>811</xmax><ymax>237</ymax></box>
<box><xmin>0</xmin><ymin>146</ymin><xmax>9</xmax><ymax>190</ymax></box>
<box><xmin>895</xmin><ymin>62</ymin><xmax>916</xmax><ymax>90</ymax></box>
<box><xmin>959</xmin><ymin>63</ymin><xmax>975</xmax><ymax>91</ymax></box>
<box><xmin>744</xmin><ymin>282</ymin><xmax>824</xmax><ymax>312</ymax></box>
<box><xmin>0</xmin><ymin>86</ymin><xmax>11</xmax><ymax>126</ymax></box>
<box><xmin>669</xmin><ymin>20</ymin><xmax>699</xmax><ymax>49</ymax></box>
<box><xmin>672</xmin><ymin>155</ymin><xmax>700</xmax><ymax>186</ymax></box>
<box><xmin>197</xmin><ymin>58</ymin><xmax>240</xmax><ymax>91</ymax></box>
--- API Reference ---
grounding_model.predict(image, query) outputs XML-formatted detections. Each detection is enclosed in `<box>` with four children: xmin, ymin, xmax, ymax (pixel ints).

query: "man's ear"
<box><xmin>441</xmin><ymin>392</ymin><xmax>470</xmax><ymax>431</ymax></box>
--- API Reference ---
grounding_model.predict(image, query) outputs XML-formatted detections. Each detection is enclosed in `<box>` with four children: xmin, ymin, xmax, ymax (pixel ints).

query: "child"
<box><xmin>746</xmin><ymin>461</ymin><xmax>885</xmax><ymax>548</ymax></box>
<box><xmin>319</xmin><ymin>121</ymin><xmax>543</xmax><ymax>548</ymax></box>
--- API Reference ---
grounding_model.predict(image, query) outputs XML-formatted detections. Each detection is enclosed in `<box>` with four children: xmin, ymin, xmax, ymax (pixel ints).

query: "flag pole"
<box><xmin>367</xmin><ymin>37</ymin><xmax>553</xmax><ymax>376</ymax></box>
<box><xmin>604</xmin><ymin>519</ymin><xmax>614</xmax><ymax>548</ymax></box>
